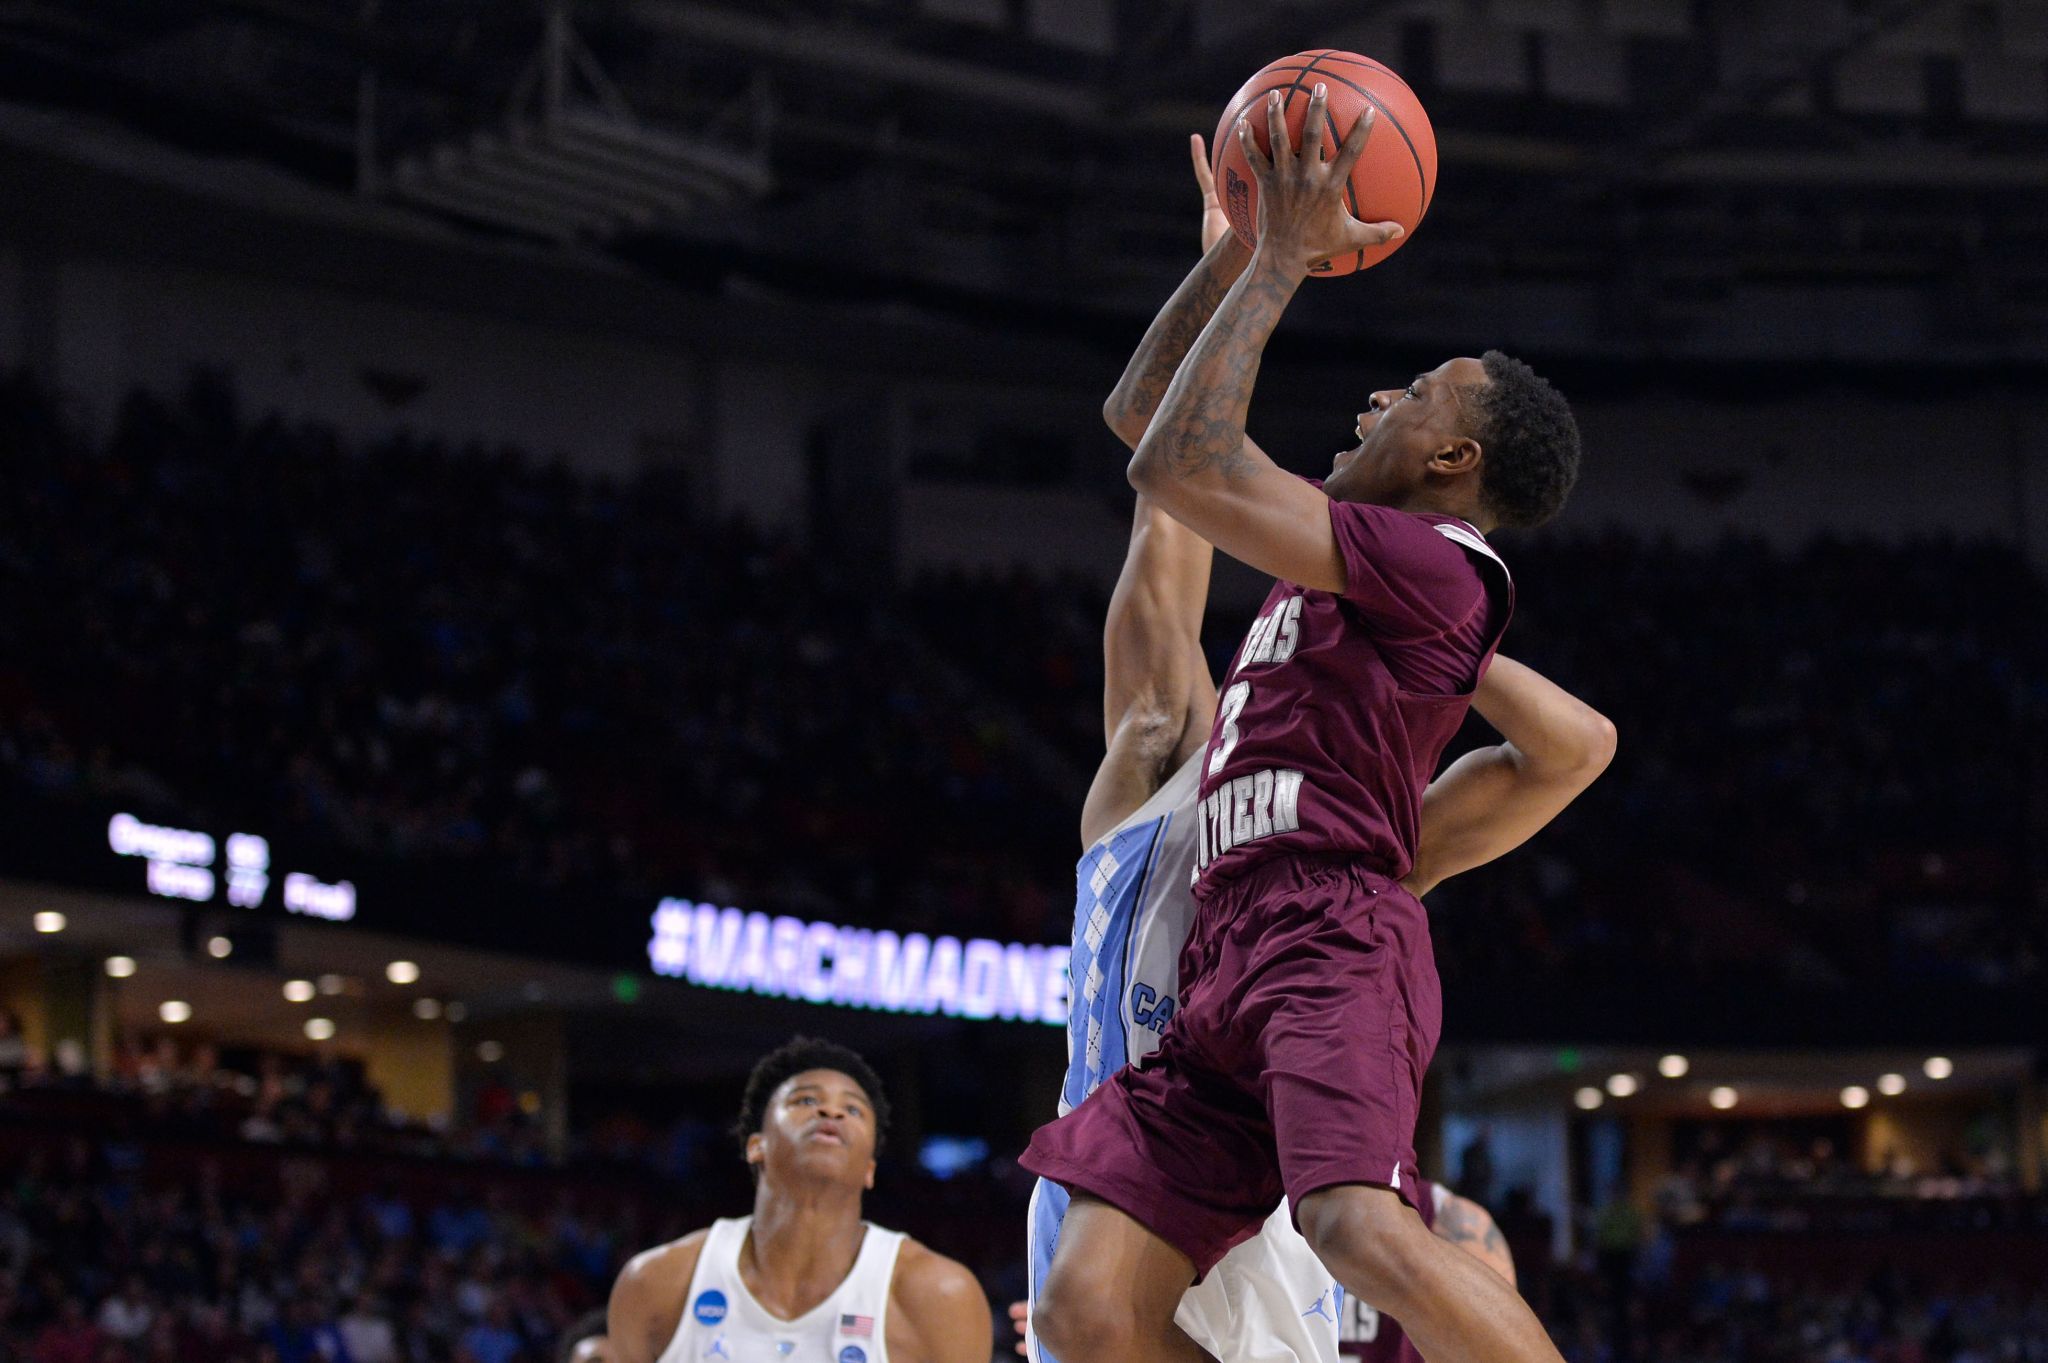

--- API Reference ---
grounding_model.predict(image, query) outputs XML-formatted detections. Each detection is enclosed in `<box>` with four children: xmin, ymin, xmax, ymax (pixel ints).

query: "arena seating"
<box><xmin>4</xmin><ymin>367</ymin><xmax>2041</xmax><ymax>992</ymax></box>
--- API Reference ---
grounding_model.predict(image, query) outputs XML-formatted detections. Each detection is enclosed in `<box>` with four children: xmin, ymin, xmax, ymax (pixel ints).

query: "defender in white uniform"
<box><xmin>612</xmin><ymin>1038</ymin><xmax>991</xmax><ymax>1363</ymax></box>
<box><xmin>1024</xmin><ymin>131</ymin><xmax>1611</xmax><ymax>1363</ymax></box>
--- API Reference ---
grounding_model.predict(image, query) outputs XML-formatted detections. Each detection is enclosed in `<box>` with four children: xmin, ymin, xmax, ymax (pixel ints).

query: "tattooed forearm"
<box><xmin>1104</xmin><ymin>235</ymin><xmax>1250</xmax><ymax>446</ymax></box>
<box><xmin>1130</xmin><ymin>257</ymin><xmax>1300</xmax><ymax>487</ymax></box>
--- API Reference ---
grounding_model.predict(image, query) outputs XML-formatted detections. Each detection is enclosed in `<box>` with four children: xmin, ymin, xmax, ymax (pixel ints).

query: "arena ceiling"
<box><xmin>5</xmin><ymin>0</ymin><xmax>2048</xmax><ymax>355</ymax></box>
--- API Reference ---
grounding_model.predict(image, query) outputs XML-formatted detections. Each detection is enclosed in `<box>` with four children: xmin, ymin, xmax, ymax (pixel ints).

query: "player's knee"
<box><xmin>1298</xmin><ymin>1186</ymin><xmax>1435</xmax><ymax>1314</ymax></box>
<box><xmin>1031</xmin><ymin>1267</ymin><xmax>1141</xmax><ymax>1363</ymax></box>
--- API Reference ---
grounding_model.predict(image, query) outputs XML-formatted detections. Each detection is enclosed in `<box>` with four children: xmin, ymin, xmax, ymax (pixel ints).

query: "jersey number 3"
<box><xmin>1208</xmin><ymin>682</ymin><xmax>1251</xmax><ymax>777</ymax></box>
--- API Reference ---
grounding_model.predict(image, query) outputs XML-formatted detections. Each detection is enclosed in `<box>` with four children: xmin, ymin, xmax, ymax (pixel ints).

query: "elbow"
<box><xmin>1126</xmin><ymin>441</ymin><xmax>1166</xmax><ymax>495</ymax></box>
<box><xmin>1103</xmin><ymin>397</ymin><xmax>1143</xmax><ymax>450</ymax></box>
<box><xmin>1574</xmin><ymin>709</ymin><xmax>1618</xmax><ymax>775</ymax></box>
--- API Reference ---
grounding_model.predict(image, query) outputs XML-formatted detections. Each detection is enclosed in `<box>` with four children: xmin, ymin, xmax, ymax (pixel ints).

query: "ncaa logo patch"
<box><xmin>693</xmin><ymin>1290</ymin><xmax>728</xmax><ymax>1326</ymax></box>
<box><xmin>840</xmin><ymin>1348</ymin><xmax>867</xmax><ymax>1363</ymax></box>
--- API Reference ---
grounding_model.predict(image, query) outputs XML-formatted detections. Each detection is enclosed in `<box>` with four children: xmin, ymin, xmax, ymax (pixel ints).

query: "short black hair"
<box><xmin>556</xmin><ymin>1309</ymin><xmax>608</xmax><ymax>1363</ymax></box>
<box><xmin>733</xmin><ymin>1036</ymin><xmax>891</xmax><ymax>1157</ymax></box>
<box><xmin>1466</xmin><ymin>350</ymin><xmax>1581</xmax><ymax>530</ymax></box>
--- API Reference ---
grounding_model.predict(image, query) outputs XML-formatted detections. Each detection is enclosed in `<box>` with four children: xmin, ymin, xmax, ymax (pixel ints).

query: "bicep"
<box><xmin>1080</xmin><ymin>711</ymin><xmax>1181</xmax><ymax>850</ymax></box>
<box><xmin>1133</xmin><ymin>442</ymin><xmax>1346</xmax><ymax>593</ymax></box>
<box><xmin>1101</xmin><ymin>502</ymin><xmax>1210</xmax><ymax>750</ymax></box>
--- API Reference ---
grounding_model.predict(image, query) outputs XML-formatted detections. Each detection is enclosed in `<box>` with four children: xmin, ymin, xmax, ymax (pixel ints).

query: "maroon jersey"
<box><xmin>1191</xmin><ymin>493</ymin><xmax>1511</xmax><ymax>890</ymax></box>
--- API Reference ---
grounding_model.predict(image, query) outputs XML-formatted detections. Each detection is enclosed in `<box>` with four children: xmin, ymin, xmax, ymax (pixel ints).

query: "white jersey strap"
<box><xmin>1433</xmin><ymin>520</ymin><xmax>1510</xmax><ymax>584</ymax></box>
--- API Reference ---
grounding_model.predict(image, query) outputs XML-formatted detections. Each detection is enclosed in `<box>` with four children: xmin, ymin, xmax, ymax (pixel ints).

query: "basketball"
<box><xmin>1211</xmin><ymin>49</ymin><xmax>1437</xmax><ymax>275</ymax></box>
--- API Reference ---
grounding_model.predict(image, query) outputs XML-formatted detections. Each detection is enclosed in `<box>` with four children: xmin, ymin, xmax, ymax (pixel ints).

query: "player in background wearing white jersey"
<box><xmin>610</xmin><ymin>1038</ymin><xmax>992</xmax><ymax>1363</ymax></box>
<box><xmin>1018</xmin><ymin>133</ymin><xmax>1614</xmax><ymax>1363</ymax></box>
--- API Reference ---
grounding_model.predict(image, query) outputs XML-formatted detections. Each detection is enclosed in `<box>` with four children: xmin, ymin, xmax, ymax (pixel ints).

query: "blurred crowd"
<box><xmin>1</xmin><ymin>1092</ymin><xmax>2042</xmax><ymax>1363</ymax></box>
<box><xmin>2</xmin><ymin>366</ymin><xmax>2044</xmax><ymax>986</ymax></box>
<box><xmin>0</xmin><ymin>369</ymin><xmax>1064</xmax><ymax>947</ymax></box>
<box><xmin>0</xmin><ymin>1129</ymin><xmax>627</xmax><ymax>1363</ymax></box>
<box><xmin>910</xmin><ymin>535</ymin><xmax>2048</xmax><ymax>993</ymax></box>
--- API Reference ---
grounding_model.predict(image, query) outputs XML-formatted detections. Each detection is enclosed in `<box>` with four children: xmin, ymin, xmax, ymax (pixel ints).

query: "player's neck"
<box><xmin>743</xmin><ymin>1179</ymin><xmax>867</xmax><ymax>1310</ymax></box>
<box><xmin>1394</xmin><ymin>488</ymin><xmax>1493</xmax><ymax>534</ymax></box>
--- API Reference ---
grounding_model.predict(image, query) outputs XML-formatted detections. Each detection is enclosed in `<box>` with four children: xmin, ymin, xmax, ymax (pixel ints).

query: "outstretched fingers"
<box><xmin>1264</xmin><ymin>89</ymin><xmax>1294</xmax><ymax>166</ymax></box>
<box><xmin>1300</xmin><ymin>84</ymin><xmax>1328</xmax><ymax>162</ymax></box>
<box><xmin>1237</xmin><ymin>109</ymin><xmax>1272</xmax><ymax>181</ymax></box>
<box><xmin>1332</xmin><ymin>105</ymin><xmax>1377</xmax><ymax>179</ymax></box>
<box><xmin>1188</xmin><ymin>133</ymin><xmax>1214</xmax><ymax>197</ymax></box>
<box><xmin>1345</xmin><ymin>217</ymin><xmax>1406</xmax><ymax>248</ymax></box>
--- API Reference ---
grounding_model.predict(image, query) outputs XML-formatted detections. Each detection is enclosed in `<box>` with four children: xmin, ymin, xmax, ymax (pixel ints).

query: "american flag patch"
<box><xmin>839</xmin><ymin>1315</ymin><xmax>874</xmax><ymax>1337</ymax></box>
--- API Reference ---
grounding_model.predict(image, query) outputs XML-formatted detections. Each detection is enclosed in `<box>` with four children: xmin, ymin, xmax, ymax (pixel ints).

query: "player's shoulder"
<box><xmin>890</xmin><ymin>1235</ymin><xmax>983</xmax><ymax>1310</ymax></box>
<box><xmin>888</xmin><ymin>1236</ymin><xmax>990</xmax><ymax>1361</ymax></box>
<box><xmin>619</xmin><ymin>1224</ymin><xmax>714</xmax><ymax>1288</ymax></box>
<box><xmin>610</xmin><ymin>1227</ymin><xmax>714</xmax><ymax>1361</ymax></box>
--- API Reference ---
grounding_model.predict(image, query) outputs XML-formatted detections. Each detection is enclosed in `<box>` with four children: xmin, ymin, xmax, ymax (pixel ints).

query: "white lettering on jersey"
<box><xmin>1236</xmin><ymin>595</ymin><xmax>1304</xmax><ymax>672</ymax></box>
<box><xmin>1192</xmin><ymin>769</ymin><xmax>1305</xmax><ymax>873</ymax></box>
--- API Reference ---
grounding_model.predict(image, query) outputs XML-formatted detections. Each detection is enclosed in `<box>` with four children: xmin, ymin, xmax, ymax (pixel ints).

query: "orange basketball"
<box><xmin>1211</xmin><ymin>50</ymin><xmax>1437</xmax><ymax>276</ymax></box>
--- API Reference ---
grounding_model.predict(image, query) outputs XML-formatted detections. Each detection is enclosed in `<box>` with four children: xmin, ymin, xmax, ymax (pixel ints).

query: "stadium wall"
<box><xmin>9</xmin><ymin>242</ymin><xmax>2048</xmax><ymax>580</ymax></box>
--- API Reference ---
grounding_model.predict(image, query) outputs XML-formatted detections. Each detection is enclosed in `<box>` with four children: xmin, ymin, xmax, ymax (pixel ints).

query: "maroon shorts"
<box><xmin>1020</xmin><ymin>855</ymin><xmax>1440</xmax><ymax>1278</ymax></box>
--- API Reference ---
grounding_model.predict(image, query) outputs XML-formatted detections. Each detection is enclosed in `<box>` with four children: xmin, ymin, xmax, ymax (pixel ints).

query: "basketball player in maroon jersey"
<box><xmin>1025</xmin><ymin>88</ymin><xmax>1581</xmax><ymax>1363</ymax></box>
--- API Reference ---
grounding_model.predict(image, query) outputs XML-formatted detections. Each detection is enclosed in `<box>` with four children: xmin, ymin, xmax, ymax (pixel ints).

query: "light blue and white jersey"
<box><xmin>1027</xmin><ymin>753</ymin><xmax>1350</xmax><ymax>1363</ymax></box>
<box><xmin>1055</xmin><ymin>754</ymin><xmax>1202</xmax><ymax>1118</ymax></box>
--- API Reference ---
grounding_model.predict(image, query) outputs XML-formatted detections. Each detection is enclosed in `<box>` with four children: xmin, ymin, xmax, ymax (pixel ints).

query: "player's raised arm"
<box><xmin>1403</xmin><ymin>656</ymin><xmax>1617</xmax><ymax>897</ymax></box>
<box><xmin>1078</xmin><ymin>494</ymin><xmax>1217</xmax><ymax>850</ymax></box>
<box><xmin>1127</xmin><ymin>87</ymin><xmax>1402</xmax><ymax>592</ymax></box>
<box><xmin>1102</xmin><ymin>135</ymin><xmax>1261</xmax><ymax>454</ymax></box>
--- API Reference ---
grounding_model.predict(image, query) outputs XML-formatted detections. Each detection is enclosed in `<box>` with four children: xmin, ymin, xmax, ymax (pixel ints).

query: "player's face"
<box><xmin>747</xmin><ymin>1068</ymin><xmax>879</xmax><ymax>1191</ymax></box>
<box><xmin>1325</xmin><ymin>356</ymin><xmax>1488</xmax><ymax>505</ymax></box>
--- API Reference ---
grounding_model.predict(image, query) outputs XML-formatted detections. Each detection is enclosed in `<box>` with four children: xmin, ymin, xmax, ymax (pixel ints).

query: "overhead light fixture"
<box><xmin>304</xmin><ymin>1017</ymin><xmax>336</xmax><ymax>1042</ymax></box>
<box><xmin>1573</xmin><ymin>1086</ymin><xmax>1604</xmax><ymax>1110</ymax></box>
<box><xmin>477</xmin><ymin>1040</ymin><xmax>505</xmax><ymax>1064</ymax></box>
<box><xmin>282</xmin><ymin>980</ymin><xmax>316</xmax><ymax>1003</ymax></box>
<box><xmin>32</xmin><ymin>912</ymin><xmax>66</xmax><ymax>934</ymax></box>
<box><xmin>413</xmin><ymin>998</ymin><xmax>443</xmax><ymax>1021</ymax></box>
<box><xmin>385</xmin><ymin>961</ymin><xmax>420</xmax><ymax>986</ymax></box>
<box><xmin>104</xmin><ymin>956</ymin><xmax>137</xmax><ymax>979</ymax></box>
<box><xmin>1841</xmin><ymin>1085</ymin><xmax>1870</xmax><ymax>1109</ymax></box>
<box><xmin>1876</xmin><ymin>1073</ymin><xmax>1906</xmax><ymax>1096</ymax></box>
<box><xmin>1709</xmin><ymin>1086</ymin><xmax>1738</xmax><ymax>1110</ymax></box>
<box><xmin>1923</xmin><ymin>1056</ymin><xmax>1953</xmax><ymax>1080</ymax></box>
<box><xmin>206</xmin><ymin>936</ymin><xmax>233</xmax><ymax>959</ymax></box>
<box><xmin>1658</xmin><ymin>1054</ymin><xmax>1689</xmax><ymax>1078</ymax></box>
<box><xmin>158</xmin><ymin>1000</ymin><xmax>191</xmax><ymax>1024</ymax></box>
<box><xmin>1606</xmin><ymin>1073</ymin><xmax>1639</xmax><ymax>1098</ymax></box>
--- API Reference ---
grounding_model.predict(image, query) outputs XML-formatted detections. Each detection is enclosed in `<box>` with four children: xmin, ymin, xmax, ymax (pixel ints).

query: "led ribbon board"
<box><xmin>648</xmin><ymin>899</ymin><xmax>1070</xmax><ymax>1025</ymax></box>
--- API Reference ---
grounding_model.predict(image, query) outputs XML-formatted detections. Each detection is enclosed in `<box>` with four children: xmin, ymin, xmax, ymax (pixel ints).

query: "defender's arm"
<box><xmin>1079</xmin><ymin>496</ymin><xmax>1216</xmax><ymax>849</ymax></box>
<box><xmin>1403</xmin><ymin>657</ymin><xmax>1617</xmax><ymax>898</ymax></box>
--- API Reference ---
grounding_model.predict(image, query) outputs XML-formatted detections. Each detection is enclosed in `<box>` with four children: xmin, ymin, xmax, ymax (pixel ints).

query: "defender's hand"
<box><xmin>1238</xmin><ymin>84</ymin><xmax>1402</xmax><ymax>278</ymax></box>
<box><xmin>1190</xmin><ymin>134</ymin><xmax>1230</xmax><ymax>254</ymax></box>
<box><xmin>1008</xmin><ymin>1301</ymin><xmax>1029</xmax><ymax>1356</ymax></box>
